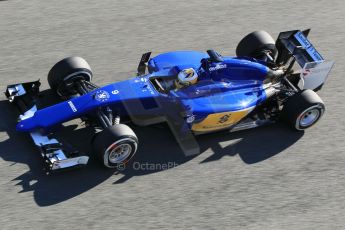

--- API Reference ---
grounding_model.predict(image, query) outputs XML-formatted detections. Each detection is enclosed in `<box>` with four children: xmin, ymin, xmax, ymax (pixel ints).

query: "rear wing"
<box><xmin>276</xmin><ymin>29</ymin><xmax>322</xmax><ymax>67</ymax></box>
<box><xmin>275</xmin><ymin>29</ymin><xmax>334</xmax><ymax>90</ymax></box>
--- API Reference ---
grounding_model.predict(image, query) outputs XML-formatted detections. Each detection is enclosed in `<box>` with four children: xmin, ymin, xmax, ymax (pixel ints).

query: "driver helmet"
<box><xmin>175</xmin><ymin>68</ymin><xmax>198</xmax><ymax>89</ymax></box>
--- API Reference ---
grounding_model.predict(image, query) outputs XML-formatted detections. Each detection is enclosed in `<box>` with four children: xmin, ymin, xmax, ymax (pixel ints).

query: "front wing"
<box><xmin>5</xmin><ymin>81</ymin><xmax>89</xmax><ymax>172</ymax></box>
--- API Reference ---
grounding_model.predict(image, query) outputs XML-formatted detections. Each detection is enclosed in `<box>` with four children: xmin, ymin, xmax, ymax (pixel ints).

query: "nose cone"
<box><xmin>16</xmin><ymin>118</ymin><xmax>38</xmax><ymax>132</ymax></box>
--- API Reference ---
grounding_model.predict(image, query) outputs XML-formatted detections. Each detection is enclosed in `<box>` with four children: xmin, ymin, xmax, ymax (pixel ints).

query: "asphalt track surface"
<box><xmin>0</xmin><ymin>0</ymin><xmax>345</xmax><ymax>229</ymax></box>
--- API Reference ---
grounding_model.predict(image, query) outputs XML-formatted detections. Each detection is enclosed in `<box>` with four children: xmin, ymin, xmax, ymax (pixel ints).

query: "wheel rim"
<box><xmin>107</xmin><ymin>143</ymin><xmax>132</xmax><ymax>164</ymax></box>
<box><xmin>299</xmin><ymin>108</ymin><xmax>321</xmax><ymax>127</ymax></box>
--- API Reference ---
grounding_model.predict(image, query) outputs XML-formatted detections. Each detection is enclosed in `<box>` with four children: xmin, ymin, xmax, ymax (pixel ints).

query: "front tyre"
<box><xmin>48</xmin><ymin>57</ymin><xmax>93</xmax><ymax>97</ymax></box>
<box><xmin>92</xmin><ymin>125</ymin><xmax>138</xmax><ymax>169</ymax></box>
<box><xmin>281</xmin><ymin>89</ymin><xmax>325</xmax><ymax>131</ymax></box>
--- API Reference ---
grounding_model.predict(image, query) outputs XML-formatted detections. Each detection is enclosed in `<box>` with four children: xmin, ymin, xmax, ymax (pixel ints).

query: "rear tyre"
<box><xmin>92</xmin><ymin>124</ymin><xmax>138</xmax><ymax>169</ymax></box>
<box><xmin>236</xmin><ymin>31</ymin><xmax>278</xmax><ymax>60</ymax></box>
<box><xmin>281</xmin><ymin>89</ymin><xmax>325</xmax><ymax>130</ymax></box>
<box><xmin>48</xmin><ymin>57</ymin><xmax>93</xmax><ymax>97</ymax></box>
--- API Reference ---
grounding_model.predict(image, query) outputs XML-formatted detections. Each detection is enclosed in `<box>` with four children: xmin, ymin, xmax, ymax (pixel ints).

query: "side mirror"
<box><xmin>137</xmin><ymin>52</ymin><xmax>151</xmax><ymax>76</ymax></box>
<box><xmin>206</xmin><ymin>50</ymin><xmax>223</xmax><ymax>62</ymax></box>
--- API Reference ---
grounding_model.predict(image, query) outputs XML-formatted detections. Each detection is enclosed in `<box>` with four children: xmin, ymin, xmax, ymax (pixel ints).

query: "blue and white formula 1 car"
<box><xmin>5</xmin><ymin>29</ymin><xmax>334</xmax><ymax>172</ymax></box>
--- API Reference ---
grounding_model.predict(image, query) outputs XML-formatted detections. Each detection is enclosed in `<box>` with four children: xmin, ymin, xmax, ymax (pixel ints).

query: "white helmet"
<box><xmin>176</xmin><ymin>68</ymin><xmax>198</xmax><ymax>88</ymax></box>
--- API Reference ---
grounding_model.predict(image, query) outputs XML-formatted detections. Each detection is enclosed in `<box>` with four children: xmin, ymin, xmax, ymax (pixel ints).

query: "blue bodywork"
<box><xmin>17</xmin><ymin>50</ymin><xmax>270</xmax><ymax>133</ymax></box>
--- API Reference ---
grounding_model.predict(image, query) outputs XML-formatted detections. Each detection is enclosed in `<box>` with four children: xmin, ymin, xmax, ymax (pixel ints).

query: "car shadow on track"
<box><xmin>0</xmin><ymin>90</ymin><xmax>303</xmax><ymax>206</ymax></box>
<box><xmin>197</xmin><ymin>123</ymin><xmax>304</xmax><ymax>164</ymax></box>
<box><xmin>117</xmin><ymin>122</ymin><xmax>304</xmax><ymax>183</ymax></box>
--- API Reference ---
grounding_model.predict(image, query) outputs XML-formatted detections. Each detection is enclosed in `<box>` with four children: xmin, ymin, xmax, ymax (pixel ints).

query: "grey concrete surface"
<box><xmin>0</xmin><ymin>0</ymin><xmax>344</xmax><ymax>229</ymax></box>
